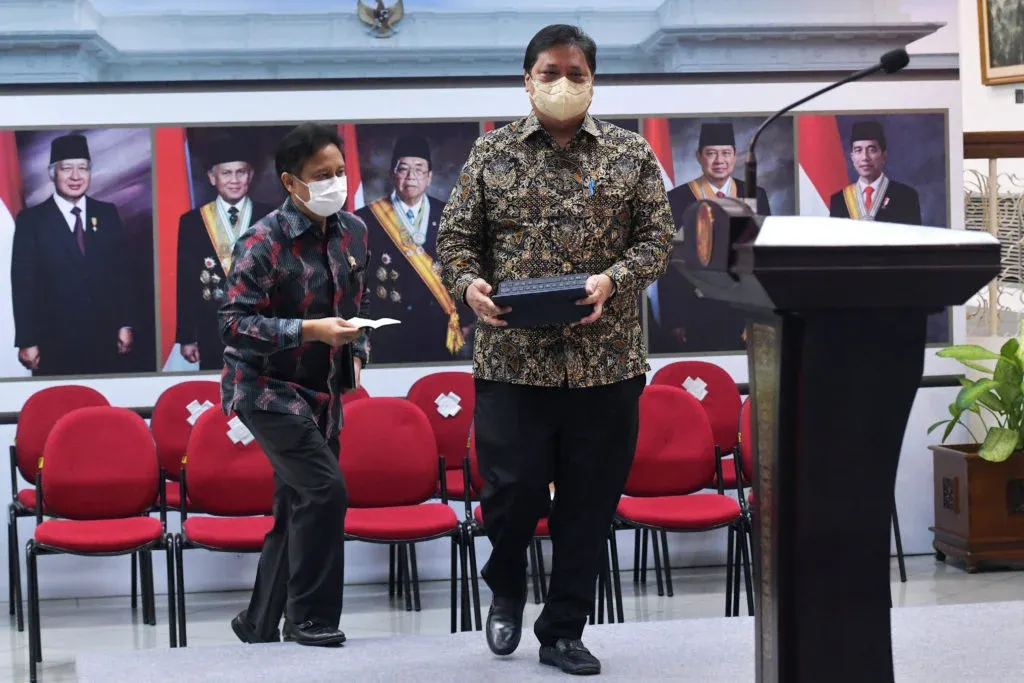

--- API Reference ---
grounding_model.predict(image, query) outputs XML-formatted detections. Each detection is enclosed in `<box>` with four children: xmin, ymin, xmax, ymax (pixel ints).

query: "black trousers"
<box><xmin>236</xmin><ymin>410</ymin><xmax>348</xmax><ymax>638</ymax></box>
<box><xmin>475</xmin><ymin>374</ymin><xmax>644</xmax><ymax>645</ymax></box>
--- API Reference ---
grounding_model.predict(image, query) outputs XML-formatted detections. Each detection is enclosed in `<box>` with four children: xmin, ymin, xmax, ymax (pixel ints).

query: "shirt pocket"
<box><xmin>587</xmin><ymin>185</ymin><xmax>632</xmax><ymax>251</ymax></box>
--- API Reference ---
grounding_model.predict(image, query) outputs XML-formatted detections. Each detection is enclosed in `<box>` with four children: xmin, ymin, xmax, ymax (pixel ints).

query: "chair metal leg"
<box><xmin>725</xmin><ymin>525</ymin><xmax>735</xmax><ymax>617</ymax></box>
<box><xmin>739</xmin><ymin>522</ymin><xmax>755</xmax><ymax>616</ymax></box>
<box><xmin>165</xmin><ymin>537</ymin><xmax>177</xmax><ymax>648</ymax></box>
<box><xmin>27</xmin><ymin>540</ymin><xmax>42</xmax><ymax>683</ymax></box>
<box><xmin>459</xmin><ymin>531</ymin><xmax>473</xmax><ymax>632</ymax></box>
<box><xmin>534</xmin><ymin>538</ymin><xmax>548</xmax><ymax>601</ymax></box>
<box><xmin>449</xmin><ymin>535</ymin><xmax>457</xmax><ymax>634</ymax></box>
<box><xmin>130</xmin><ymin>552</ymin><xmax>138</xmax><ymax>611</ymax></box>
<box><xmin>409</xmin><ymin>544</ymin><xmax>422</xmax><ymax>612</ymax></box>
<box><xmin>467</xmin><ymin>531</ymin><xmax>482</xmax><ymax>630</ymax></box>
<box><xmin>892</xmin><ymin>502</ymin><xmax>907</xmax><ymax>583</ymax></box>
<box><xmin>10</xmin><ymin>506</ymin><xmax>23</xmax><ymax>632</ymax></box>
<box><xmin>608</xmin><ymin>530</ymin><xmax>624</xmax><ymax>623</ymax></box>
<box><xmin>632</xmin><ymin>529</ymin><xmax>641</xmax><ymax>585</ymax></box>
<box><xmin>650</xmin><ymin>529</ymin><xmax>664</xmax><ymax>596</ymax></box>
<box><xmin>659</xmin><ymin>530</ymin><xmax>674</xmax><ymax>597</ymax></box>
<box><xmin>175</xmin><ymin>536</ymin><xmax>187</xmax><ymax>647</ymax></box>
<box><xmin>528</xmin><ymin>540</ymin><xmax>541</xmax><ymax>604</ymax></box>
<box><xmin>401</xmin><ymin>545</ymin><xmax>414</xmax><ymax>612</ymax></box>
<box><xmin>640</xmin><ymin>529</ymin><xmax>649</xmax><ymax>585</ymax></box>
<box><xmin>7</xmin><ymin>508</ymin><xmax>13</xmax><ymax>615</ymax></box>
<box><xmin>388</xmin><ymin>544</ymin><xmax>396</xmax><ymax>597</ymax></box>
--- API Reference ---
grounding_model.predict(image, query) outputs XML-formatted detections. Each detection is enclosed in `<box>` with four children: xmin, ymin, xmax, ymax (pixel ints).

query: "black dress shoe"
<box><xmin>231</xmin><ymin>610</ymin><xmax>280</xmax><ymax>644</ymax></box>
<box><xmin>539</xmin><ymin>639</ymin><xmax>601</xmax><ymax>675</ymax></box>
<box><xmin>287</xmin><ymin>620</ymin><xmax>346</xmax><ymax>647</ymax></box>
<box><xmin>486</xmin><ymin>596</ymin><xmax>526</xmax><ymax>656</ymax></box>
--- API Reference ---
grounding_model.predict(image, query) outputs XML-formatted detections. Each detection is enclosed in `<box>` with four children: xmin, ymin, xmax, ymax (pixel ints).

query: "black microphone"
<box><xmin>742</xmin><ymin>48</ymin><xmax>910</xmax><ymax>208</ymax></box>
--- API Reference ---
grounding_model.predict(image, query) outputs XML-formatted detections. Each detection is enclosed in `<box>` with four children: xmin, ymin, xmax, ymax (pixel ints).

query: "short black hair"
<box><xmin>275</xmin><ymin>123</ymin><xmax>343</xmax><ymax>179</ymax></box>
<box><xmin>523</xmin><ymin>24</ymin><xmax>597</xmax><ymax>75</ymax></box>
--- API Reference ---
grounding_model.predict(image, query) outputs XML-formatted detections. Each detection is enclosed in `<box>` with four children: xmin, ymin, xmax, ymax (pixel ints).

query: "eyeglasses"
<box><xmin>394</xmin><ymin>165</ymin><xmax>428</xmax><ymax>178</ymax></box>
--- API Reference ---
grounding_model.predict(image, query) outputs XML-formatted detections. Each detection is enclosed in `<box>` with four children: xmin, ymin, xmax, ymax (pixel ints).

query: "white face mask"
<box><xmin>294</xmin><ymin>175</ymin><xmax>348</xmax><ymax>217</ymax></box>
<box><xmin>530</xmin><ymin>76</ymin><xmax>593</xmax><ymax>121</ymax></box>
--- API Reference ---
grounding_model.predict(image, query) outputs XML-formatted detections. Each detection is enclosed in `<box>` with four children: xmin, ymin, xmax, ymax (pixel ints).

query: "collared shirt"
<box><xmin>437</xmin><ymin>113</ymin><xmax>675</xmax><ymax>388</ymax></box>
<box><xmin>708</xmin><ymin>177</ymin><xmax>733</xmax><ymax>197</ymax></box>
<box><xmin>215</xmin><ymin>194</ymin><xmax>253</xmax><ymax>243</ymax></box>
<box><xmin>391</xmin><ymin>191</ymin><xmax>429</xmax><ymax>246</ymax></box>
<box><xmin>219</xmin><ymin>196</ymin><xmax>371</xmax><ymax>437</ymax></box>
<box><xmin>858</xmin><ymin>173</ymin><xmax>886</xmax><ymax>203</ymax></box>
<box><xmin>53</xmin><ymin>193</ymin><xmax>87</xmax><ymax>232</ymax></box>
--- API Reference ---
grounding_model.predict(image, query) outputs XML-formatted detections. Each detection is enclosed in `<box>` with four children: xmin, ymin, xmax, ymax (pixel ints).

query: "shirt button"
<box><xmin>562</xmin><ymin>262</ymin><xmax>572</xmax><ymax>273</ymax></box>
<box><xmin>563</xmin><ymin>327</ymin><xmax>572</xmax><ymax>337</ymax></box>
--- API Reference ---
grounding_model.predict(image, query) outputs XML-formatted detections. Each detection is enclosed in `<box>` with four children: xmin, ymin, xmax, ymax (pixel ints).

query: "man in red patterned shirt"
<box><xmin>218</xmin><ymin>123</ymin><xmax>371</xmax><ymax>647</ymax></box>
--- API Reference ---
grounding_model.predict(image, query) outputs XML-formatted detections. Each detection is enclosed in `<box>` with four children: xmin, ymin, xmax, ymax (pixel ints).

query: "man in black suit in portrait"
<box><xmin>174</xmin><ymin>136</ymin><xmax>275</xmax><ymax>370</ymax></box>
<box><xmin>648</xmin><ymin>122</ymin><xmax>770</xmax><ymax>354</ymax></box>
<box><xmin>355</xmin><ymin>134</ymin><xmax>474</xmax><ymax>364</ymax></box>
<box><xmin>829</xmin><ymin>120</ymin><xmax>922</xmax><ymax>225</ymax></box>
<box><xmin>11</xmin><ymin>133</ymin><xmax>134</xmax><ymax>376</ymax></box>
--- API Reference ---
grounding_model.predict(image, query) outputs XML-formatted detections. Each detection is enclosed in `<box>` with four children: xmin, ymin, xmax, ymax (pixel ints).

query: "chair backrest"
<box><xmin>739</xmin><ymin>397</ymin><xmax>754</xmax><ymax>484</ymax></box>
<box><xmin>406</xmin><ymin>371</ymin><xmax>475</xmax><ymax>471</ymax></box>
<box><xmin>150</xmin><ymin>380</ymin><xmax>222</xmax><ymax>481</ymax></box>
<box><xmin>41</xmin><ymin>406</ymin><xmax>158</xmax><ymax>520</ymax></box>
<box><xmin>341</xmin><ymin>386</ymin><xmax>370</xmax><ymax>405</ymax></box>
<box><xmin>651</xmin><ymin>360</ymin><xmax>742</xmax><ymax>453</ymax></box>
<box><xmin>340</xmin><ymin>397</ymin><xmax>439</xmax><ymax>508</ymax></box>
<box><xmin>624</xmin><ymin>384</ymin><xmax>716</xmax><ymax>497</ymax></box>
<box><xmin>16</xmin><ymin>385</ymin><xmax>109</xmax><ymax>484</ymax></box>
<box><xmin>184</xmin><ymin>409</ymin><xmax>275</xmax><ymax>516</ymax></box>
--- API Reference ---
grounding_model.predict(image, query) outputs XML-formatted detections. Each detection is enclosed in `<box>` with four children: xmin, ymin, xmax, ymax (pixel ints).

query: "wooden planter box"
<box><xmin>929</xmin><ymin>443</ymin><xmax>1024</xmax><ymax>572</ymax></box>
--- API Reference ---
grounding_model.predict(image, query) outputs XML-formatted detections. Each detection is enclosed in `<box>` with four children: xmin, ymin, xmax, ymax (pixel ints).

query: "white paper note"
<box><xmin>682</xmin><ymin>376</ymin><xmax>709</xmax><ymax>402</ymax></box>
<box><xmin>185</xmin><ymin>399</ymin><xmax>215</xmax><ymax>426</ymax></box>
<box><xmin>347</xmin><ymin>317</ymin><xmax>401</xmax><ymax>329</ymax></box>
<box><xmin>435</xmin><ymin>392</ymin><xmax>462</xmax><ymax>418</ymax></box>
<box><xmin>226</xmin><ymin>416</ymin><xmax>255</xmax><ymax>446</ymax></box>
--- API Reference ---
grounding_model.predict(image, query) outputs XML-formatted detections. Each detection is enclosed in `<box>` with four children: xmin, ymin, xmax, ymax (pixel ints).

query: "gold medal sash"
<box><xmin>843</xmin><ymin>177</ymin><xmax>888</xmax><ymax>221</ymax></box>
<box><xmin>687</xmin><ymin>177</ymin><xmax>738</xmax><ymax>201</ymax></box>
<box><xmin>368</xmin><ymin>199</ymin><xmax>465</xmax><ymax>354</ymax></box>
<box><xmin>842</xmin><ymin>185</ymin><xmax>864</xmax><ymax>220</ymax></box>
<box><xmin>200</xmin><ymin>201</ymin><xmax>235</xmax><ymax>273</ymax></box>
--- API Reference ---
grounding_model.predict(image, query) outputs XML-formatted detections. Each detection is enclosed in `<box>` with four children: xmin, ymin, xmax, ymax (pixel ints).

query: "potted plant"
<box><xmin>927</xmin><ymin>329</ymin><xmax>1024</xmax><ymax>572</ymax></box>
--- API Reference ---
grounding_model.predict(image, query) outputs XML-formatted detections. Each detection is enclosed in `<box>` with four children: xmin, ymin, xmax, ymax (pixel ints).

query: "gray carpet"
<box><xmin>76</xmin><ymin>601</ymin><xmax>1023</xmax><ymax>682</ymax></box>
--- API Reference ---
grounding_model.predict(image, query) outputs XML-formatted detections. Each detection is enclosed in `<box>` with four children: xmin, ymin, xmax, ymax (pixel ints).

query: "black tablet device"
<box><xmin>491</xmin><ymin>274</ymin><xmax>593</xmax><ymax>328</ymax></box>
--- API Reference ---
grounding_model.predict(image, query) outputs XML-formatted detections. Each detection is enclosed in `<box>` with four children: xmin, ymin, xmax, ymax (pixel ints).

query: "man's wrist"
<box><xmin>300</xmin><ymin>319</ymin><xmax>320</xmax><ymax>344</ymax></box>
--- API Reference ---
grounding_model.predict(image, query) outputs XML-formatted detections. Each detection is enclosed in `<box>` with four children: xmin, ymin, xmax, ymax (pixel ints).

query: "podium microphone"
<box><xmin>742</xmin><ymin>48</ymin><xmax>911</xmax><ymax>211</ymax></box>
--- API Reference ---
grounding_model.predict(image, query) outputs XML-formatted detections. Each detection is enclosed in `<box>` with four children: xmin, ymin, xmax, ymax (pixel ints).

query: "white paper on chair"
<box><xmin>682</xmin><ymin>376</ymin><xmax>709</xmax><ymax>401</ymax></box>
<box><xmin>435</xmin><ymin>392</ymin><xmax>462</xmax><ymax>418</ymax></box>
<box><xmin>185</xmin><ymin>399</ymin><xmax>215</xmax><ymax>426</ymax></box>
<box><xmin>226</xmin><ymin>416</ymin><xmax>255</xmax><ymax>446</ymax></box>
<box><xmin>347</xmin><ymin>317</ymin><xmax>401</xmax><ymax>329</ymax></box>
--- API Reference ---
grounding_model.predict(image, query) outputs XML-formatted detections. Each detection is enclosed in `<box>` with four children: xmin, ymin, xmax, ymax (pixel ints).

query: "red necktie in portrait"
<box><xmin>864</xmin><ymin>186</ymin><xmax>874</xmax><ymax>211</ymax></box>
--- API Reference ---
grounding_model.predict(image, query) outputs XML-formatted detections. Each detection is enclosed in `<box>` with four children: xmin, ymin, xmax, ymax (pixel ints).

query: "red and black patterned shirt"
<box><xmin>219</xmin><ymin>197</ymin><xmax>371</xmax><ymax>437</ymax></box>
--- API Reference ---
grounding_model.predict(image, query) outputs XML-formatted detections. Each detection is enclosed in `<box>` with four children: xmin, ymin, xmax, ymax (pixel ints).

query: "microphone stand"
<box><xmin>742</xmin><ymin>63</ymin><xmax>885</xmax><ymax>209</ymax></box>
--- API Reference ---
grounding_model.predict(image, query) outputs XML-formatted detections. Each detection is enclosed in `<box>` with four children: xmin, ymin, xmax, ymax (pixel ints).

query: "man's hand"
<box><xmin>117</xmin><ymin>327</ymin><xmax>133</xmax><ymax>355</ymax></box>
<box><xmin>466</xmin><ymin>278</ymin><xmax>510</xmax><ymax>327</ymax></box>
<box><xmin>302</xmin><ymin>318</ymin><xmax>363</xmax><ymax>347</ymax></box>
<box><xmin>576</xmin><ymin>274</ymin><xmax>614</xmax><ymax>325</ymax></box>
<box><xmin>18</xmin><ymin>346</ymin><xmax>40</xmax><ymax>371</ymax></box>
<box><xmin>180</xmin><ymin>343</ymin><xmax>200</xmax><ymax>364</ymax></box>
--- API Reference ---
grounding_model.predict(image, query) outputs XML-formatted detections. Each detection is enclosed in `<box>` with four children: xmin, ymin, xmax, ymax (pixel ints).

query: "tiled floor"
<box><xmin>3</xmin><ymin>554</ymin><xmax>1023</xmax><ymax>682</ymax></box>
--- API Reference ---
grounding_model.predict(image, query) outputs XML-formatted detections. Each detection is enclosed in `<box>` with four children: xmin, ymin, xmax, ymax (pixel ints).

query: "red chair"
<box><xmin>341</xmin><ymin>386</ymin><xmax>370</xmax><ymax>405</ymax></box>
<box><xmin>7</xmin><ymin>385</ymin><xmax>110</xmax><ymax>632</ymax></box>
<box><xmin>149</xmin><ymin>380</ymin><xmax>222</xmax><ymax>512</ymax></box>
<box><xmin>461</xmin><ymin>424</ymin><xmax>621</xmax><ymax>629</ymax></box>
<box><xmin>406</xmin><ymin>371</ymin><xmax>475</xmax><ymax>502</ymax></box>
<box><xmin>614</xmin><ymin>384</ymin><xmax>753</xmax><ymax>616</ymax></box>
<box><xmin>172</xmin><ymin>408</ymin><xmax>276</xmax><ymax>647</ymax></box>
<box><xmin>25</xmin><ymin>407</ymin><xmax>176</xmax><ymax>683</ymax></box>
<box><xmin>340</xmin><ymin>397</ymin><xmax>465</xmax><ymax>632</ymax></box>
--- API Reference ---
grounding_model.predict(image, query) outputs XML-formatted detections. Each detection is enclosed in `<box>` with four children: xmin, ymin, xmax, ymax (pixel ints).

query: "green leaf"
<box><xmin>1001</xmin><ymin>337</ymin><xmax>1021</xmax><ymax>362</ymax></box>
<box><xmin>959</xmin><ymin>360</ymin><xmax>996</xmax><ymax>374</ymax></box>
<box><xmin>956</xmin><ymin>379</ymin><xmax>1002</xmax><ymax>411</ymax></box>
<box><xmin>978</xmin><ymin>427</ymin><xmax>1019</xmax><ymax>463</ymax></box>
<box><xmin>927</xmin><ymin>419</ymin><xmax>949</xmax><ymax>435</ymax></box>
<box><xmin>976</xmin><ymin>390</ymin><xmax>1008</xmax><ymax>413</ymax></box>
<box><xmin>942</xmin><ymin>418</ymin><xmax>960</xmax><ymax>442</ymax></box>
<box><xmin>938</xmin><ymin>345</ymin><xmax>1003</xmax><ymax>362</ymax></box>
<box><xmin>949</xmin><ymin>402</ymin><xmax>962</xmax><ymax>418</ymax></box>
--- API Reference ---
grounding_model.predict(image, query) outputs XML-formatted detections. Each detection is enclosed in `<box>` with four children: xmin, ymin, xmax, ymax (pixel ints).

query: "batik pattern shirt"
<box><xmin>437</xmin><ymin>113</ymin><xmax>675</xmax><ymax>388</ymax></box>
<box><xmin>219</xmin><ymin>197</ymin><xmax>371</xmax><ymax>436</ymax></box>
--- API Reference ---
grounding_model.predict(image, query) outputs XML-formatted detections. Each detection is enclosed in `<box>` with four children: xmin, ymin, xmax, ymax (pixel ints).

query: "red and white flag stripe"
<box><xmin>642</xmin><ymin>118</ymin><xmax>675</xmax><ymax>191</ymax></box>
<box><xmin>797</xmin><ymin>114</ymin><xmax>848</xmax><ymax>217</ymax></box>
<box><xmin>340</xmin><ymin>124</ymin><xmax>365</xmax><ymax>212</ymax></box>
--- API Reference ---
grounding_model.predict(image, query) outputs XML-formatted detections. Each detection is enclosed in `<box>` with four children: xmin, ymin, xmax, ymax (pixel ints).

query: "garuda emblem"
<box><xmin>357</xmin><ymin>0</ymin><xmax>404</xmax><ymax>38</ymax></box>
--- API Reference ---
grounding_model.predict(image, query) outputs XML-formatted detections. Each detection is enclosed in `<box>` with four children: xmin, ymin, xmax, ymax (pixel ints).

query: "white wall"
<box><xmin>0</xmin><ymin>77</ymin><xmax>967</xmax><ymax>602</ymax></box>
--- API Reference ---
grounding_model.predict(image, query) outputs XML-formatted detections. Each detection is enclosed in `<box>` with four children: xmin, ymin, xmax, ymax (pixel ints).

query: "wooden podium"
<box><xmin>671</xmin><ymin>199</ymin><xmax>1000</xmax><ymax>683</ymax></box>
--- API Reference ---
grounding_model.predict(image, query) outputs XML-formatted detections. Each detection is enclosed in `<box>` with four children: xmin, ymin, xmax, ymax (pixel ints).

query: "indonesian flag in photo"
<box><xmin>483</xmin><ymin>121</ymin><xmax>496</xmax><ymax>133</ymax></box>
<box><xmin>641</xmin><ymin>118</ymin><xmax>675</xmax><ymax>192</ymax></box>
<box><xmin>797</xmin><ymin>115</ymin><xmax>849</xmax><ymax>217</ymax></box>
<box><xmin>339</xmin><ymin>124</ymin><xmax>365</xmax><ymax>212</ymax></box>
<box><xmin>0</xmin><ymin>130</ymin><xmax>29</xmax><ymax>377</ymax></box>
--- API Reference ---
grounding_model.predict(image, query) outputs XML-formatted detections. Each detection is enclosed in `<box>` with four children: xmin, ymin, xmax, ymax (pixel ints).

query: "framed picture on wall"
<box><xmin>978</xmin><ymin>0</ymin><xmax>1024</xmax><ymax>85</ymax></box>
